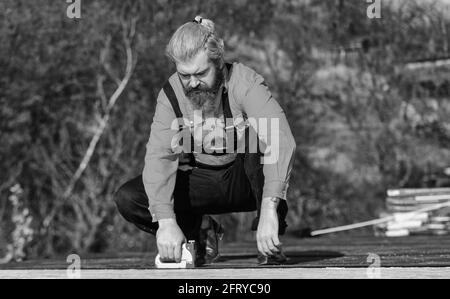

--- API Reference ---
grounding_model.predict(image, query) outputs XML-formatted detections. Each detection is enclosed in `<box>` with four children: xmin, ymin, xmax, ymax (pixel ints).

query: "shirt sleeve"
<box><xmin>237</xmin><ymin>72</ymin><xmax>296</xmax><ymax>201</ymax></box>
<box><xmin>142</xmin><ymin>89</ymin><xmax>179</xmax><ymax>221</ymax></box>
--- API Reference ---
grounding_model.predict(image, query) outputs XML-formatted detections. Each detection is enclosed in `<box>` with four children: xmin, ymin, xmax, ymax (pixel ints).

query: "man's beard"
<box><xmin>184</xmin><ymin>70</ymin><xmax>224</xmax><ymax>115</ymax></box>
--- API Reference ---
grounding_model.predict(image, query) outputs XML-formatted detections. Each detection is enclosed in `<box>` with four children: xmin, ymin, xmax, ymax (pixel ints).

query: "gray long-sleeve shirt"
<box><xmin>143</xmin><ymin>62</ymin><xmax>296</xmax><ymax>221</ymax></box>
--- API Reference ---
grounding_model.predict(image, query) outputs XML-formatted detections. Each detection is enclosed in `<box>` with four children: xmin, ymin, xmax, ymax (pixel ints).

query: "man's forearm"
<box><xmin>143</xmin><ymin>87</ymin><xmax>180</xmax><ymax>223</ymax></box>
<box><xmin>261</xmin><ymin>197</ymin><xmax>280</xmax><ymax>210</ymax></box>
<box><xmin>158</xmin><ymin>218</ymin><xmax>178</xmax><ymax>227</ymax></box>
<box><xmin>147</xmin><ymin>202</ymin><xmax>176</xmax><ymax>222</ymax></box>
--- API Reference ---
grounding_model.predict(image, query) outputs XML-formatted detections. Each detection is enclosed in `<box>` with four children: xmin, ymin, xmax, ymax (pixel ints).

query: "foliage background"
<box><xmin>1</xmin><ymin>0</ymin><xmax>450</xmax><ymax>258</ymax></box>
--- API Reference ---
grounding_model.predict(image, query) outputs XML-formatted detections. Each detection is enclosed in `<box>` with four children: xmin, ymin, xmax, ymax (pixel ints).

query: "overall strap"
<box><xmin>222</xmin><ymin>63</ymin><xmax>233</xmax><ymax>120</ymax></box>
<box><xmin>163</xmin><ymin>81</ymin><xmax>196</xmax><ymax>166</ymax></box>
<box><xmin>222</xmin><ymin>63</ymin><xmax>238</xmax><ymax>151</ymax></box>
<box><xmin>163</xmin><ymin>81</ymin><xmax>184</xmax><ymax>129</ymax></box>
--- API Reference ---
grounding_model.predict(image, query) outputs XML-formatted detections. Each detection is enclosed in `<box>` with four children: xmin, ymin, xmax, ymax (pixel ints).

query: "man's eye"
<box><xmin>180</xmin><ymin>74</ymin><xmax>190</xmax><ymax>80</ymax></box>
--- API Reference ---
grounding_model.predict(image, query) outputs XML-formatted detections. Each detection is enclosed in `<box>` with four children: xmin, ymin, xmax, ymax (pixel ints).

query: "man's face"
<box><xmin>176</xmin><ymin>50</ymin><xmax>223</xmax><ymax>114</ymax></box>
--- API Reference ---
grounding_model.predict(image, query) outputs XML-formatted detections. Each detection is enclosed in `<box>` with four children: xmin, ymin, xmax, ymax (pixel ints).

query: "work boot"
<box><xmin>195</xmin><ymin>247</ymin><xmax>206</xmax><ymax>267</ymax></box>
<box><xmin>197</xmin><ymin>215</ymin><xmax>224</xmax><ymax>265</ymax></box>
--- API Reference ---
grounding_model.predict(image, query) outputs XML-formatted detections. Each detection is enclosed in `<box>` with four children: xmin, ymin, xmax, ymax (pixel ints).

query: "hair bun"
<box><xmin>193</xmin><ymin>15</ymin><xmax>215</xmax><ymax>33</ymax></box>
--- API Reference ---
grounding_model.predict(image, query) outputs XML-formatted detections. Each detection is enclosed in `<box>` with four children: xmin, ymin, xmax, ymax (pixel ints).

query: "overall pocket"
<box><xmin>188</xmin><ymin>167</ymin><xmax>226</xmax><ymax>214</ymax></box>
<box><xmin>219</xmin><ymin>155</ymin><xmax>257</xmax><ymax>213</ymax></box>
<box><xmin>189</xmin><ymin>160</ymin><xmax>256</xmax><ymax>214</ymax></box>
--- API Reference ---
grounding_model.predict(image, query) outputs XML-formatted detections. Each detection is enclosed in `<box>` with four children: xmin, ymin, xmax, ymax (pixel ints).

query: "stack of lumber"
<box><xmin>375</xmin><ymin>188</ymin><xmax>450</xmax><ymax>237</ymax></box>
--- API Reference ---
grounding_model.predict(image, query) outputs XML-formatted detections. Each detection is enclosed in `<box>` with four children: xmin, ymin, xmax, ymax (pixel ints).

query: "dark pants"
<box><xmin>114</xmin><ymin>153</ymin><xmax>287</xmax><ymax>240</ymax></box>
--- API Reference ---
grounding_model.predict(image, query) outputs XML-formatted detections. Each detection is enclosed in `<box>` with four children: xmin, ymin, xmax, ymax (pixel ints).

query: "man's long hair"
<box><xmin>165</xmin><ymin>16</ymin><xmax>224</xmax><ymax>68</ymax></box>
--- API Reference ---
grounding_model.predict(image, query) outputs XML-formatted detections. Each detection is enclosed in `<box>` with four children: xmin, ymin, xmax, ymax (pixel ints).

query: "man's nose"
<box><xmin>189</xmin><ymin>76</ymin><xmax>200</xmax><ymax>89</ymax></box>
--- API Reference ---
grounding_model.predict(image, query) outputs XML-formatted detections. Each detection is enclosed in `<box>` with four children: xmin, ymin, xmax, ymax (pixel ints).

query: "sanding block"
<box><xmin>155</xmin><ymin>240</ymin><xmax>196</xmax><ymax>269</ymax></box>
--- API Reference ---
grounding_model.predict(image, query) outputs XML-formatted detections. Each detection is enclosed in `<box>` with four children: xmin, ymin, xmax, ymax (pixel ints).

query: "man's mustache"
<box><xmin>185</xmin><ymin>84</ymin><xmax>215</xmax><ymax>95</ymax></box>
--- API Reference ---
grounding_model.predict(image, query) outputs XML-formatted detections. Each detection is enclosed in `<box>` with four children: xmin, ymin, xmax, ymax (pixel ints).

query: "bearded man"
<box><xmin>114</xmin><ymin>16</ymin><xmax>296</xmax><ymax>265</ymax></box>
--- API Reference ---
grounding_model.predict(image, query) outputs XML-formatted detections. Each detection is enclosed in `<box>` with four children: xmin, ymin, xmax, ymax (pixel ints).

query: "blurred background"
<box><xmin>1</xmin><ymin>0</ymin><xmax>450</xmax><ymax>260</ymax></box>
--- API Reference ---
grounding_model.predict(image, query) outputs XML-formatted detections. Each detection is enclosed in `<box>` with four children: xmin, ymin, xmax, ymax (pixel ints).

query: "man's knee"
<box><xmin>114</xmin><ymin>181</ymin><xmax>137</xmax><ymax>219</ymax></box>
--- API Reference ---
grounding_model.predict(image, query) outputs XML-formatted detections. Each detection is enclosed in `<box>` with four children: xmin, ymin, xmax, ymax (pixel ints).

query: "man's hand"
<box><xmin>256</xmin><ymin>197</ymin><xmax>281</xmax><ymax>256</ymax></box>
<box><xmin>156</xmin><ymin>218</ymin><xmax>186</xmax><ymax>262</ymax></box>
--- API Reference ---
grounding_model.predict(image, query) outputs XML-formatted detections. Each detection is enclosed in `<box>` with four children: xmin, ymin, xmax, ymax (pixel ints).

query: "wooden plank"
<box><xmin>1</xmin><ymin>268</ymin><xmax>450</xmax><ymax>279</ymax></box>
<box><xmin>1</xmin><ymin>235</ymin><xmax>450</xmax><ymax>270</ymax></box>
